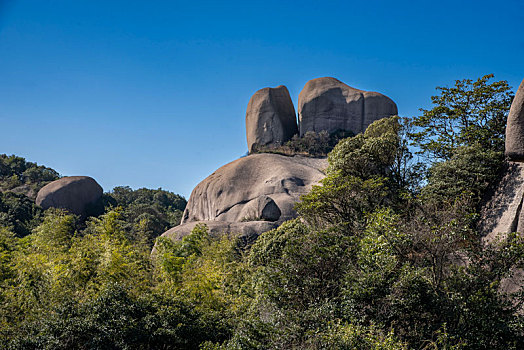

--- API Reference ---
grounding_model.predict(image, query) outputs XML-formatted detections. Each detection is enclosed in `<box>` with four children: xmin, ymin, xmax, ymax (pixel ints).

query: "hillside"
<box><xmin>1</xmin><ymin>75</ymin><xmax>523</xmax><ymax>349</ymax></box>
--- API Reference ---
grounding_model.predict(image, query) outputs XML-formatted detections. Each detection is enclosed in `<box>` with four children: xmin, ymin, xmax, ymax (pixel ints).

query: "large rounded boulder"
<box><xmin>156</xmin><ymin>154</ymin><xmax>327</xmax><ymax>246</ymax></box>
<box><xmin>181</xmin><ymin>153</ymin><xmax>327</xmax><ymax>224</ymax></box>
<box><xmin>36</xmin><ymin>176</ymin><xmax>103</xmax><ymax>216</ymax></box>
<box><xmin>246</xmin><ymin>85</ymin><xmax>298</xmax><ymax>152</ymax></box>
<box><xmin>505</xmin><ymin>78</ymin><xmax>524</xmax><ymax>161</ymax></box>
<box><xmin>298</xmin><ymin>77</ymin><xmax>397</xmax><ymax>136</ymax></box>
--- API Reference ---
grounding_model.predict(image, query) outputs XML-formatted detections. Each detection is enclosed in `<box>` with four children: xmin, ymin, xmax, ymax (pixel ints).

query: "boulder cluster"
<box><xmin>32</xmin><ymin>76</ymin><xmax>524</xmax><ymax>294</ymax></box>
<box><xmin>246</xmin><ymin>77</ymin><xmax>397</xmax><ymax>152</ymax></box>
<box><xmin>161</xmin><ymin>77</ymin><xmax>398</xmax><ymax>243</ymax></box>
<box><xmin>34</xmin><ymin>77</ymin><xmax>399</xmax><ymax>245</ymax></box>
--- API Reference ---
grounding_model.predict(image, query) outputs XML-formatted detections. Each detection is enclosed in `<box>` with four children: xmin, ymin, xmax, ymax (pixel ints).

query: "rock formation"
<box><xmin>36</xmin><ymin>176</ymin><xmax>103</xmax><ymax>216</ymax></box>
<box><xmin>479</xmin><ymin>163</ymin><xmax>524</xmax><ymax>295</ymax></box>
<box><xmin>298</xmin><ymin>77</ymin><xmax>397</xmax><ymax>136</ymax></box>
<box><xmin>181</xmin><ymin>153</ymin><xmax>326</xmax><ymax>224</ymax></box>
<box><xmin>481</xmin><ymin>78</ymin><xmax>524</xmax><ymax>241</ymax></box>
<box><xmin>160</xmin><ymin>77</ymin><xmax>398</xmax><ymax>245</ymax></box>
<box><xmin>480</xmin><ymin>78</ymin><xmax>524</xmax><ymax>295</ymax></box>
<box><xmin>505</xmin><ymin>79</ymin><xmax>524</xmax><ymax>161</ymax></box>
<box><xmin>158</xmin><ymin>153</ymin><xmax>327</xmax><ymax>242</ymax></box>
<box><xmin>246</xmin><ymin>85</ymin><xmax>298</xmax><ymax>152</ymax></box>
<box><xmin>480</xmin><ymin>163</ymin><xmax>524</xmax><ymax>244</ymax></box>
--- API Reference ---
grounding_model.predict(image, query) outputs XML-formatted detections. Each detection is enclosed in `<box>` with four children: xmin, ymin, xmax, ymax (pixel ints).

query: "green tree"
<box><xmin>106</xmin><ymin>186</ymin><xmax>187</xmax><ymax>245</ymax></box>
<box><xmin>296</xmin><ymin>116</ymin><xmax>402</xmax><ymax>229</ymax></box>
<box><xmin>409</xmin><ymin>74</ymin><xmax>513</xmax><ymax>161</ymax></box>
<box><xmin>0</xmin><ymin>154</ymin><xmax>59</xmax><ymax>195</ymax></box>
<box><xmin>0</xmin><ymin>192</ymin><xmax>43</xmax><ymax>237</ymax></box>
<box><xmin>5</xmin><ymin>283</ymin><xmax>228</xmax><ymax>350</ymax></box>
<box><xmin>423</xmin><ymin>144</ymin><xmax>504</xmax><ymax>202</ymax></box>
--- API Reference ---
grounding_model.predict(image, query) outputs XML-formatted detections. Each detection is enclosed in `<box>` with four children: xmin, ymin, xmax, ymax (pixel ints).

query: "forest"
<box><xmin>1</xmin><ymin>74</ymin><xmax>523</xmax><ymax>349</ymax></box>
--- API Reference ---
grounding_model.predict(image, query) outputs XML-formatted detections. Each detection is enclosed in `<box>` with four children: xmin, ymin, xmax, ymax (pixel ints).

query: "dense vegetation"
<box><xmin>0</xmin><ymin>154</ymin><xmax>60</xmax><ymax>197</ymax></box>
<box><xmin>0</xmin><ymin>153</ymin><xmax>186</xmax><ymax>243</ymax></box>
<box><xmin>105</xmin><ymin>186</ymin><xmax>187</xmax><ymax>245</ymax></box>
<box><xmin>0</xmin><ymin>155</ymin><xmax>59</xmax><ymax>237</ymax></box>
<box><xmin>1</xmin><ymin>75</ymin><xmax>523</xmax><ymax>349</ymax></box>
<box><xmin>251</xmin><ymin>129</ymin><xmax>353</xmax><ymax>157</ymax></box>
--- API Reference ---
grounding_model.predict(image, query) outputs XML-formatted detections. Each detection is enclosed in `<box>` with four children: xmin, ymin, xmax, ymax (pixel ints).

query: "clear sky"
<box><xmin>1</xmin><ymin>0</ymin><xmax>523</xmax><ymax>198</ymax></box>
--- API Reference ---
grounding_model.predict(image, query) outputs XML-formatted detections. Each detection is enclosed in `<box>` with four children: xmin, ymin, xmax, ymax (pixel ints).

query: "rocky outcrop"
<box><xmin>298</xmin><ymin>77</ymin><xmax>397</xmax><ymax>136</ymax></box>
<box><xmin>483</xmin><ymin>79</ymin><xmax>524</xmax><ymax>241</ymax></box>
<box><xmin>479</xmin><ymin>162</ymin><xmax>524</xmax><ymax>295</ymax></box>
<box><xmin>479</xmin><ymin>163</ymin><xmax>524</xmax><ymax>296</ymax></box>
<box><xmin>158</xmin><ymin>154</ymin><xmax>327</xmax><ymax>244</ymax></box>
<box><xmin>505</xmin><ymin>79</ymin><xmax>524</xmax><ymax>161</ymax></box>
<box><xmin>159</xmin><ymin>77</ymin><xmax>398</xmax><ymax>247</ymax></box>
<box><xmin>246</xmin><ymin>85</ymin><xmax>298</xmax><ymax>152</ymax></box>
<box><xmin>479</xmin><ymin>163</ymin><xmax>524</xmax><ymax>244</ymax></box>
<box><xmin>36</xmin><ymin>176</ymin><xmax>103</xmax><ymax>216</ymax></box>
<box><xmin>484</xmin><ymin>80</ymin><xmax>524</xmax><ymax>297</ymax></box>
<box><xmin>181</xmin><ymin>153</ymin><xmax>327</xmax><ymax>224</ymax></box>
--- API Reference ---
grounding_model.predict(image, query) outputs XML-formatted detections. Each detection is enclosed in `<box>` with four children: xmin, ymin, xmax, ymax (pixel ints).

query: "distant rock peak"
<box><xmin>159</xmin><ymin>78</ymin><xmax>397</xmax><ymax>245</ymax></box>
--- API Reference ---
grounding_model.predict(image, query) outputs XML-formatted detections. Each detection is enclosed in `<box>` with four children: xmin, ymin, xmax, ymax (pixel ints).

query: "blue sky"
<box><xmin>1</xmin><ymin>0</ymin><xmax>523</xmax><ymax>198</ymax></box>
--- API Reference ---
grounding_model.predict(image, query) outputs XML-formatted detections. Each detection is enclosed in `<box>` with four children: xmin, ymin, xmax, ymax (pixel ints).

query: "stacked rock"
<box><xmin>478</xmin><ymin>78</ymin><xmax>524</xmax><ymax>296</ymax></box>
<box><xmin>298</xmin><ymin>77</ymin><xmax>397</xmax><ymax>136</ymax></box>
<box><xmin>245</xmin><ymin>77</ymin><xmax>398</xmax><ymax>152</ymax></box>
<box><xmin>481</xmin><ymin>78</ymin><xmax>524</xmax><ymax>246</ymax></box>
<box><xmin>246</xmin><ymin>85</ymin><xmax>298</xmax><ymax>152</ymax></box>
<box><xmin>158</xmin><ymin>77</ymin><xmax>399</xmax><ymax>245</ymax></box>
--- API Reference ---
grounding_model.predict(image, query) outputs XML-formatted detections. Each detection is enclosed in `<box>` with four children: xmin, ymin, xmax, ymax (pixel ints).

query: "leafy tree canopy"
<box><xmin>0</xmin><ymin>154</ymin><xmax>60</xmax><ymax>198</ymax></box>
<box><xmin>409</xmin><ymin>74</ymin><xmax>513</xmax><ymax>161</ymax></box>
<box><xmin>105</xmin><ymin>186</ymin><xmax>187</xmax><ymax>245</ymax></box>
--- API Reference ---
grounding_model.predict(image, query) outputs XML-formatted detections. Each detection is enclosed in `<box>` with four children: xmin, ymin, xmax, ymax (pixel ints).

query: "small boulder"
<box><xmin>298</xmin><ymin>77</ymin><xmax>397</xmax><ymax>136</ymax></box>
<box><xmin>36</xmin><ymin>176</ymin><xmax>103</xmax><ymax>216</ymax></box>
<box><xmin>505</xmin><ymin>78</ymin><xmax>524</xmax><ymax>161</ymax></box>
<box><xmin>246</xmin><ymin>85</ymin><xmax>298</xmax><ymax>152</ymax></box>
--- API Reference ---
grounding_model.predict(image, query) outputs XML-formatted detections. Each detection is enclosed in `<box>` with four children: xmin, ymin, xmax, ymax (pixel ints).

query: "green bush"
<box><xmin>251</xmin><ymin>129</ymin><xmax>353</xmax><ymax>157</ymax></box>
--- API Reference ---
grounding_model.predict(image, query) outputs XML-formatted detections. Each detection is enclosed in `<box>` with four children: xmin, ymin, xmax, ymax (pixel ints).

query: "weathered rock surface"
<box><xmin>181</xmin><ymin>153</ymin><xmax>327</xmax><ymax>224</ymax></box>
<box><xmin>505</xmin><ymin>79</ymin><xmax>524</xmax><ymax>161</ymax></box>
<box><xmin>479</xmin><ymin>163</ymin><xmax>524</xmax><ymax>244</ymax></box>
<box><xmin>298</xmin><ymin>77</ymin><xmax>397</xmax><ymax>136</ymax></box>
<box><xmin>246</xmin><ymin>85</ymin><xmax>298</xmax><ymax>152</ymax></box>
<box><xmin>36</xmin><ymin>176</ymin><xmax>103</xmax><ymax>216</ymax></box>
<box><xmin>238</xmin><ymin>195</ymin><xmax>281</xmax><ymax>222</ymax></box>
<box><xmin>159</xmin><ymin>220</ymin><xmax>280</xmax><ymax>245</ymax></box>
<box><xmin>156</xmin><ymin>154</ymin><xmax>327</xmax><ymax>248</ymax></box>
<box><xmin>479</xmin><ymin>163</ymin><xmax>524</xmax><ymax>296</ymax></box>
